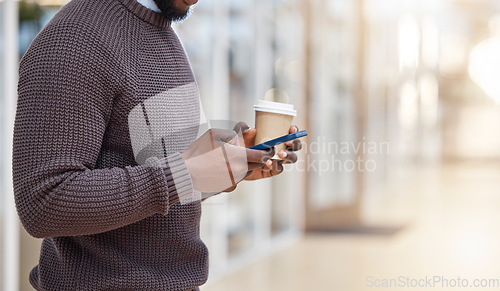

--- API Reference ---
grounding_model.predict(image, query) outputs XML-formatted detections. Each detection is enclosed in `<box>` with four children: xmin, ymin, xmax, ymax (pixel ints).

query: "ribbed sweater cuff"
<box><xmin>163</xmin><ymin>153</ymin><xmax>196</xmax><ymax>205</ymax></box>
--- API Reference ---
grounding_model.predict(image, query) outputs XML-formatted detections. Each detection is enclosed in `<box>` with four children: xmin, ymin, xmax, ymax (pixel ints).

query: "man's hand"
<box><xmin>182</xmin><ymin>127</ymin><xmax>275</xmax><ymax>193</ymax></box>
<box><xmin>234</xmin><ymin>122</ymin><xmax>303</xmax><ymax>181</ymax></box>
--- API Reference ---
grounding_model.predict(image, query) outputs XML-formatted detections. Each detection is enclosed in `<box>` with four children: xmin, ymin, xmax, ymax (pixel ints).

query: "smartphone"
<box><xmin>250</xmin><ymin>130</ymin><xmax>308</xmax><ymax>150</ymax></box>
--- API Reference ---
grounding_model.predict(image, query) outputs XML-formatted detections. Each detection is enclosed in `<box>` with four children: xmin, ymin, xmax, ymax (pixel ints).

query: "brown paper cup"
<box><xmin>254</xmin><ymin>100</ymin><xmax>297</xmax><ymax>155</ymax></box>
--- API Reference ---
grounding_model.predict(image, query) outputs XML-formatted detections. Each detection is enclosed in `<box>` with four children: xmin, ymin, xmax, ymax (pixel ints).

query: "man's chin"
<box><xmin>172</xmin><ymin>0</ymin><xmax>196</xmax><ymax>20</ymax></box>
<box><xmin>160</xmin><ymin>8</ymin><xmax>191</xmax><ymax>22</ymax></box>
<box><xmin>172</xmin><ymin>9</ymin><xmax>191</xmax><ymax>22</ymax></box>
<box><xmin>154</xmin><ymin>0</ymin><xmax>193</xmax><ymax>22</ymax></box>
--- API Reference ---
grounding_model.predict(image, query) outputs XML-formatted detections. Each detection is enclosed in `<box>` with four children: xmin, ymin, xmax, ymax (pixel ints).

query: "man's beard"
<box><xmin>153</xmin><ymin>0</ymin><xmax>191</xmax><ymax>22</ymax></box>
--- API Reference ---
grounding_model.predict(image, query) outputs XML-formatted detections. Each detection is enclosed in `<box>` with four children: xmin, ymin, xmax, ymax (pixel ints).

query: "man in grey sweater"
<box><xmin>12</xmin><ymin>0</ymin><xmax>302</xmax><ymax>290</ymax></box>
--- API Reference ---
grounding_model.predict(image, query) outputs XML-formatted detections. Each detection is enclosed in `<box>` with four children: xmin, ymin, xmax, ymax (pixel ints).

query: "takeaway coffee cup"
<box><xmin>254</xmin><ymin>100</ymin><xmax>297</xmax><ymax>154</ymax></box>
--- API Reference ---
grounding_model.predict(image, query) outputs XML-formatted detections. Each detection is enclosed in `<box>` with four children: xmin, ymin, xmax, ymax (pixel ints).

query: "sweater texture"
<box><xmin>13</xmin><ymin>0</ymin><xmax>207</xmax><ymax>290</ymax></box>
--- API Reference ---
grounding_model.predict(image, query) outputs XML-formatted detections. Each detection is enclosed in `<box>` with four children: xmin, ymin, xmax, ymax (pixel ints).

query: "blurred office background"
<box><xmin>2</xmin><ymin>0</ymin><xmax>500</xmax><ymax>290</ymax></box>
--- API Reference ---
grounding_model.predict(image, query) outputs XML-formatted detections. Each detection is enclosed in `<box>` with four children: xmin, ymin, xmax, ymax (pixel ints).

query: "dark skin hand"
<box><xmin>222</xmin><ymin>122</ymin><xmax>303</xmax><ymax>192</ymax></box>
<box><xmin>237</xmin><ymin>122</ymin><xmax>303</xmax><ymax>180</ymax></box>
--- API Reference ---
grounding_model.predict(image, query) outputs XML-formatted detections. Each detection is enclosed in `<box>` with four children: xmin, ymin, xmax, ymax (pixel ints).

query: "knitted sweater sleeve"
<box><xmin>13</xmin><ymin>23</ymin><xmax>194</xmax><ymax>238</ymax></box>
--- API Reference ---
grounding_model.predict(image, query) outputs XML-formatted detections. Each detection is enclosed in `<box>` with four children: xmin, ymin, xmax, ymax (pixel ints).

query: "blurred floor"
<box><xmin>202</xmin><ymin>161</ymin><xmax>500</xmax><ymax>291</ymax></box>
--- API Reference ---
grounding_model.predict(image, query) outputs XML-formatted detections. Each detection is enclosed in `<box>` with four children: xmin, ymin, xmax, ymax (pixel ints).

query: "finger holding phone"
<box><xmin>241</xmin><ymin>123</ymin><xmax>305</xmax><ymax>181</ymax></box>
<box><xmin>181</xmin><ymin>126</ymin><xmax>276</xmax><ymax>193</ymax></box>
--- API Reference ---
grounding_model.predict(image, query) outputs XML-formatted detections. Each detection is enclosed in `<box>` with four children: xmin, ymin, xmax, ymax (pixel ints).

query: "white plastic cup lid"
<box><xmin>254</xmin><ymin>100</ymin><xmax>297</xmax><ymax>116</ymax></box>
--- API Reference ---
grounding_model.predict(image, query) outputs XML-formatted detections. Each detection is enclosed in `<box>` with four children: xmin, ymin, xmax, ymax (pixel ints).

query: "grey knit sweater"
<box><xmin>13</xmin><ymin>0</ymin><xmax>208</xmax><ymax>290</ymax></box>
